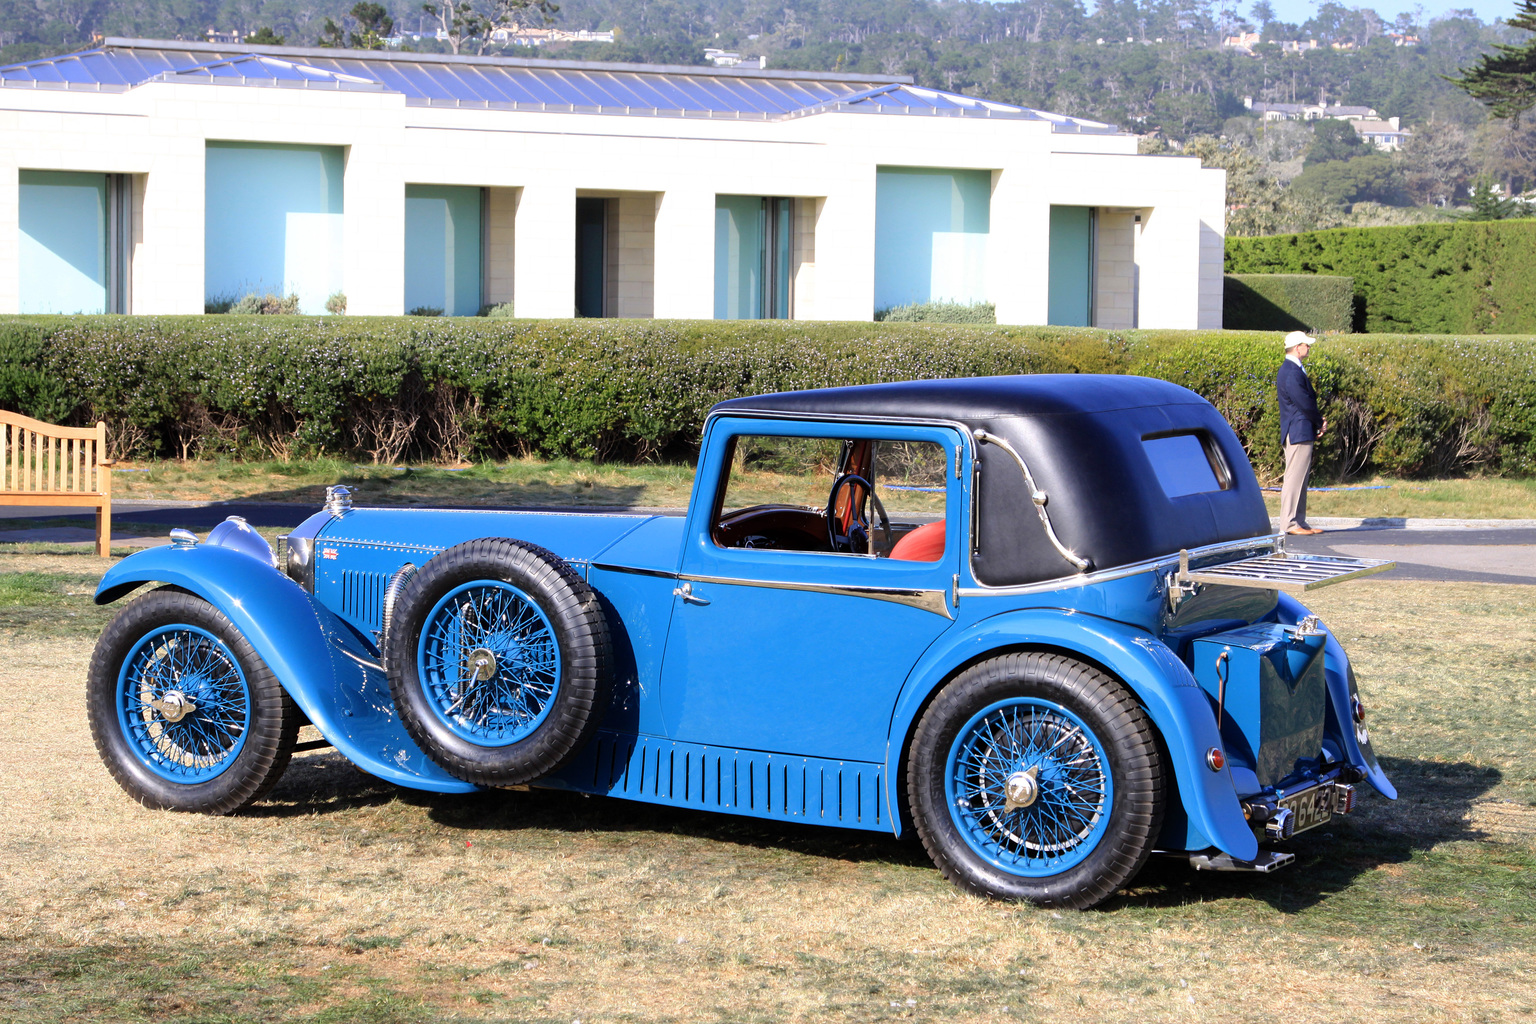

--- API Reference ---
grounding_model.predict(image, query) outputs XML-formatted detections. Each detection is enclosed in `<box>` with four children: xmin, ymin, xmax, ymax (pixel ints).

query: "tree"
<box><xmin>1473</xmin><ymin>113</ymin><xmax>1536</xmax><ymax>192</ymax></box>
<box><xmin>246</xmin><ymin>27</ymin><xmax>285</xmax><ymax>45</ymax></box>
<box><xmin>1400</xmin><ymin>120</ymin><xmax>1474</xmax><ymax>205</ymax></box>
<box><xmin>423</xmin><ymin>0</ymin><xmax>559</xmax><ymax>56</ymax></box>
<box><xmin>1304</xmin><ymin>119</ymin><xmax>1371</xmax><ymax>166</ymax></box>
<box><xmin>318</xmin><ymin>3</ymin><xmax>394</xmax><ymax>49</ymax></box>
<box><xmin>1292</xmin><ymin>152</ymin><xmax>1410</xmax><ymax>205</ymax></box>
<box><xmin>1451</xmin><ymin>0</ymin><xmax>1536</xmax><ymax>119</ymax></box>
<box><xmin>1250</xmin><ymin>0</ymin><xmax>1275</xmax><ymax>33</ymax></box>
<box><xmin>1463</xmin><ymin>175</ymin><xmax>1520</xmax><ymax>217</ymax></box>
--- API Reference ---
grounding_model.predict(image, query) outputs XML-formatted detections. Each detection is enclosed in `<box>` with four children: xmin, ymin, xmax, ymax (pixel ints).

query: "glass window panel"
<box><xmin>404</xmin><ymin>184</ymin><xmax>483</xmax><ymax>316</ymax></box>
<box><xmin>771</xmin><ymin>197</ymin><xmax>792</xmax><ymax>319</ymax></box>
<box><xmin>574</xmin><ymin>197</ymin><xmax>606</xmax><ymax>317</ymax></box>
<box><xmin>714</xmin><ymin>435</ymin><xmax>947</xmax><ymax>559</ymax></box>
<box><xmin>19</xmin><ymin>170</ymin><xmax>107</xmax><ymax>314</ymax></box>
<box><xmin>205</xmin><ymin>142</ymin><xmax>344</xmax><ymax>315</ymax></box>
<box><xmin>1048</xmin><ymin>205</ymin><xmax>1094</xmax><ymax>327</ymax></box>
<box><xmin>1142</xmin><ymin>434</ymin><xmax>1225</xmax><ymax>498</ymax></box>
<box><xmin>714</xmin><ymin>195</ymin><xmax>764</xmax><ymax>319</ymax></box>
<box><xmin>874</xmin><ymin>167</ymin><xmax>991</xmax><ymax>312</ymax></box>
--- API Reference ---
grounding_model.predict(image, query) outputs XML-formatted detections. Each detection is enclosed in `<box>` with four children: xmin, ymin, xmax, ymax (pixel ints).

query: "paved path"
<box><xmin>4</xmin><ymin>500</ymin><xmax>1533</xmax><ymax>585</ymax></box>
<box><xmin>1278</xmin><ymin>520</ymin><xmax>1536</xmax><ymax>586</ymax></box>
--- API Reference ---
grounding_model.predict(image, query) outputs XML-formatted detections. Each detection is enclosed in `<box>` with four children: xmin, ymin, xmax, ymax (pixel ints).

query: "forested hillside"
<box><xmin>0</xmin><ymin>1</ymin><xmax>1513</xmax><ymax>135</ymax></box>
<box><xmin>4</xmin><ymin>0</ymin><xmax>1532</xmax><ymax>232</ymax></box>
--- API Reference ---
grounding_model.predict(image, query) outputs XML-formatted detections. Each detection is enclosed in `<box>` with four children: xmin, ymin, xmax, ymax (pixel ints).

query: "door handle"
<box><xmin>673</xmin><ymin>581</ymin><xmax>710</xmax><ymax>606</ymax></box>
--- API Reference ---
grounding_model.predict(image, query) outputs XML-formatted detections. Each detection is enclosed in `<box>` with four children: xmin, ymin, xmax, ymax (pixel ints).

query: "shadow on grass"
<box><xmin>252</xmin><ymin>751</ymin><xmax>1501</xmax><ymax>910</ymax></box>
<box><xmin>252</xmin><ymin>750</ymin><xmax>932</xmax><ymax>870</ymax></box>
<box><xmin>1113</xmin><ymin>755</ymin><xmax>1502</xmax><ymax>913</ymax></box>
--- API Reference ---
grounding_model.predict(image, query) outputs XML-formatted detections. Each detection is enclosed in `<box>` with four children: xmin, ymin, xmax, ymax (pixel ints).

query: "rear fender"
<box><xmin>95</xmin><ymin>544</ymin><xmax>477</xmax><ymax>794</ymax></box>
<box><xmin>884</xmin><ymin>608</ymin><xmax>1259</xmax><ymax>860</ymax></box>
<box><xmin>1275</xmin><ymin>593</ymin><xmax>1396</xmax><ymax>799</ymax></box>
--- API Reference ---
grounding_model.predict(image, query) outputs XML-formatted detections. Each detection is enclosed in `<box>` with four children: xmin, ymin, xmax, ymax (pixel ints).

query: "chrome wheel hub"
<box><xmin>1003</xmin><ymin>765</ymin><xmax>1040</xmax><ymax>812</ymax></box>
<box><xmin>148</xmin><ymin>690</ymin><xmax>196</xmax><ymax>723</ymax></box>
<box><xmin>466</xmin><ymin>647</ymin><xmax>498</xmax><ymax>682</ymax></box>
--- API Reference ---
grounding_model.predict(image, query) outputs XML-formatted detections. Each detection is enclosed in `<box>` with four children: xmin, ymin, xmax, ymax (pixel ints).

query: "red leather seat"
<box><xmin>889</xmin><ymin>521</ymin><xmax>945</xmax><ymax>562</ymax></box>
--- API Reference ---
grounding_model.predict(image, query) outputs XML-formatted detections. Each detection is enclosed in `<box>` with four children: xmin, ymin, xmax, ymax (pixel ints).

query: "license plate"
<box><xmin>1279</xmin><ymin>785</ymin><xmax>1334</xmax><ymax>834</ymax></box>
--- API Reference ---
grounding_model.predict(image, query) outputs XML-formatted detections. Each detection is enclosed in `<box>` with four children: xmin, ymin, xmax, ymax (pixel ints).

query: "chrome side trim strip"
<box><xmin>683</xmin><ymin>573</ymin><xmax>954</xmax><ymax>619</ymax></box>
<box><xmin>973</xmin><ymin>429</ymin><xmax>1090</xmax><ymax>573</ymax></box>
<box><xmin>959</xmin><ymin>533</ymin><xmax>1283</xmax><ymax>598</ymax></box>
<box><xmin>591</xmin><ymin>561</ymin><xmax>952</xmax><ymax>618</ymax></box>
<box><xmin>590</xmin><ymin>563</ymin><xmax>680</xmax><ymax>580</ymax></box>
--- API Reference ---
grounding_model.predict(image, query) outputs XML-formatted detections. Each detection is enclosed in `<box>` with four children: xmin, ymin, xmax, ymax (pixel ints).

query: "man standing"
<box><xmin>1277</xmin><ymin>331</ymin><xmax>1326</xmax><ymax>536</ymax></box>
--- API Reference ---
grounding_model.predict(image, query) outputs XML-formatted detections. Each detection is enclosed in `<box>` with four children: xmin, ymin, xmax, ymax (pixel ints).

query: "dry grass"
<box><xmin>1260</xmin><ymin>475</ymin><xmax>1536</xmax><ymax>521</ymax></box>
<box><xmin>104</xmin><ymin>457</ymin><xmax>702</xmax><ymax>510</ymax></box>
<box><xmin>1</xmin><ymin>555</ymin><xmax>1532</xmax><ymax>1023</ymax></box>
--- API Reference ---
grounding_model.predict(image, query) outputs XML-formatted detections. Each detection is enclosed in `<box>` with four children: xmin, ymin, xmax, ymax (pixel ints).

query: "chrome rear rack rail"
<box><xmin>1181</xmin><ymin>550</ymin><xmax>1396</xmax><ymax>595</ymax></box>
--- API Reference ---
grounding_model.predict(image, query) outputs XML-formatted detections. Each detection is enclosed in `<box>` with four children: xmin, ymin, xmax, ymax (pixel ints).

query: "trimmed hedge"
<box><xmin>1223</xmin><ymin>274</ymin><xmax>1355</xmax><ymax>334</ymax></box>
<box><xmin>1225</xmin><ymin>219</ymin><xmax>1536</xmax><ymax>335</ymax></box>
<box><xmin>875</xmin><ymin>301</ymin><xmax>997</xmax><ymax>323</ymax></box>
<box><xmin>0</xmin><ymin>316</ymin><xmax>1532</xmax><ymax>479</ymax></box>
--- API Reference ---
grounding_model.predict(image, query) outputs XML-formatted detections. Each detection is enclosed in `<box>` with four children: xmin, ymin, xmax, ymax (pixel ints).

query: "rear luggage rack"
<box><xmin>1167</xmin><ymin>541</ymin><xmax>1395</xmax><ymax>608</ymax></box>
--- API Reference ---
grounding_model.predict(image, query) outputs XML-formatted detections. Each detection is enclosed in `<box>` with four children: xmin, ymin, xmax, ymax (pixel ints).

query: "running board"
<box><xmin>1188</xmin><ymin>850</ymin><xmax>1296</xmax><ymax>873</ymax></box>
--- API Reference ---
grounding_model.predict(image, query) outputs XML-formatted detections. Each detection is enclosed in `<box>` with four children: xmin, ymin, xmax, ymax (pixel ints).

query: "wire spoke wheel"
<box><xmin>909</xmin><ymin>652</ymin><xmax>1164</xmax><ymax>909</ymax></box>
<box><xmin>385</xmin><ymin>538</ymin><xmax>612</xmax><ymax>788</ymax></box>
<box><xmin>418</xmin><ymin>581</ymin><xmax>561</xmax><ymax>746</ymax></box>
<box><xmin>117</xmin><ymin>624</ymin><xmax>252</xmax><ymax>782</ymax></box>
<box><xmin>946</xmin><ymin>698</ymin><xmax>1112</xmax><ymax>875</ymax></box>
<box><xmin>88</xmin><ymin>588</ymin><xmax>299</xmax><ymax>815</ymax></box>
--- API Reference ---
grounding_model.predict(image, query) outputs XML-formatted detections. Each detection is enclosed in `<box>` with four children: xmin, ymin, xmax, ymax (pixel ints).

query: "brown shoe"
<box><xmin>1286</xmin><ymin>526</ymin><xmax>1324</xmax><ymax>536</ymax></box>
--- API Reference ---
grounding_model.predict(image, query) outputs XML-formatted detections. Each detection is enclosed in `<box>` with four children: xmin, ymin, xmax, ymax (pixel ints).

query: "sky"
<box><xmin>1245</xmin><ymin>0</ymin><xmax>1518</xmax><ymax>27</ymax></box>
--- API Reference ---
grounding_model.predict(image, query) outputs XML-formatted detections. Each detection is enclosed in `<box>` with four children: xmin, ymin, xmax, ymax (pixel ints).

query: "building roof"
<box><xmin>0</xmin><ymin>38</ymin><xmax>1117</xmax><ymax>133</ymax></box>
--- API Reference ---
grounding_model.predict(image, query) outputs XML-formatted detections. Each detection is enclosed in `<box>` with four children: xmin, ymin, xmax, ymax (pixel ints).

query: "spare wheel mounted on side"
<box><xmin>383</xmin><ymin>537</ymin><xmax>613</xmax><ymax>787</ymax></box>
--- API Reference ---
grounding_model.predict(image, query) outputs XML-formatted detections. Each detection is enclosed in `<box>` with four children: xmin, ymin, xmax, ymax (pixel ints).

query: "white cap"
<box><xmin>1283</xmin><ymin>330</ymin><xmax>1314</xmax><ymax>350</ymax></box>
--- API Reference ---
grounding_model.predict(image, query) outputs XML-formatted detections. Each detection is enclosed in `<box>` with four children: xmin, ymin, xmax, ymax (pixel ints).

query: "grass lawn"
<box><xmin>0</xmin><ymin>549</ymin><xmax>1531</xmax><ymax>1023</ymax></box>
<box><xmin>84</xmin><ymin>457</ymin><xmax>1536</xmax><ymax>521</ymax></box>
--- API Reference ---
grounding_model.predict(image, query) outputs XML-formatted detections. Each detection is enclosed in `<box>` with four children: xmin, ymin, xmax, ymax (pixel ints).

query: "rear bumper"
<box><xmin>1241</xmin><ymin>764</ymin><xmax>1358</xmax><ymax>841</ymax></box>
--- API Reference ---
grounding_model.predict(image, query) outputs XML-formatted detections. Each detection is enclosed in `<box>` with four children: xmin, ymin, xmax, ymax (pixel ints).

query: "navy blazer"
<box><xmin>1277</xmin><ymin>358</ymin><xmax>1322</xmax><ymax>445</ymax></box>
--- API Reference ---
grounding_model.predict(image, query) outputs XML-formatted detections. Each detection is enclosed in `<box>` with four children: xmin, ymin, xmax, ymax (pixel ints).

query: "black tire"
<box><xmin>907</xmin><ymin>652</ymin><xmax>1165</xmax><ymax>909</ymax></box>
<box><xmin>383</xmin><ymin>537</ymin><xmax>612</xmax><ymax>787</ymax></box>
<box><xmin>86</xmin><ymin>587</ymin><xmax>300</xmax><ymax>815</ymax></box>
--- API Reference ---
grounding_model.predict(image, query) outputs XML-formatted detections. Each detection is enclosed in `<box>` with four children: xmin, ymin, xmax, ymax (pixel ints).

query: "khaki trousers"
<box><xmin>1281</xmin><ymin>441</ymin><xmax>1314</xmax><ymax>531</ymax></box>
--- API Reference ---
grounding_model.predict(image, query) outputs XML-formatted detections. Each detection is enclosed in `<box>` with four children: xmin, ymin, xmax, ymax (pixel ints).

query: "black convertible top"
<box><xmin>712</xmin><ymin>374</ymin><xmax>1207</xmax><ymax>423</ymax></box>
<box><xmin>712</xmin><ymin>375</ymin><xmax>1274</xmax><ymax>586</ymax></box>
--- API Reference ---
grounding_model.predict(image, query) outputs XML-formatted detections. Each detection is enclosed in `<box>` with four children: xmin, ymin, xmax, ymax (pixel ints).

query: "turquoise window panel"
<box><xmin>714</xmin><ymin>195</ymin><xmax>792</xmax><ymax>320</ymax></box>
<box><xmin>205</xmin><ymin>142</ymin><xmax>344</xmax><ymax>315</ymax></box>
<box><xmin>767</xmin><ymin>197</ymin><xmax>791</xmax><ymax>319</ymax></box>
<box><xmin>19</xmin><ymin>170</ymin><xmax>107</xmax><ymax>314</ymax></box>
<box><xmin>715</xmin><ymin>195</ymin><xmax>764</xmax><ymax>319</ymax></box>
<box><xmin>405</xmin><ymin>185</ymin><xmax>483</xmax><ymax>316</ymax></box>
<box><xmin>1048</xmin><ymin>205</ymin><xmax>1094</xmax><ymax>327</ymax></box>
<box><xmin>874</xmin><ymin>167</ymin><xmax>991</xmax><ymax>312</ymax></box>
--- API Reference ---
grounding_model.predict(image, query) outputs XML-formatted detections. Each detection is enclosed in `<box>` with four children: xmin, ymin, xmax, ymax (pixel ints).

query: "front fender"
<box><xmin>95</xmin><ymin>544</ymin><xmax>476</xmax><ymax>794</ymax></box>
<box><xmin>884</xmin><ymin>607</ymin><xmax>1258</xmax><ymax>861</ymax></box>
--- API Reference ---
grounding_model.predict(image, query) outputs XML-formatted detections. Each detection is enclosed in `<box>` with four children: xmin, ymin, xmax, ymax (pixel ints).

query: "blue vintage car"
<box><xmin>88</xmin><ymin>375</ymin><xmax>1395</xmax><ymax>908</ymax></box>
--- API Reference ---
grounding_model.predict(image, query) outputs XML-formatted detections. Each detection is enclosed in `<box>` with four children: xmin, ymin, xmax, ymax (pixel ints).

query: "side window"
<box><xmin>713</xmin><ymin>434</ymin><xmax>948</xmax><ymax>561</ymax></box>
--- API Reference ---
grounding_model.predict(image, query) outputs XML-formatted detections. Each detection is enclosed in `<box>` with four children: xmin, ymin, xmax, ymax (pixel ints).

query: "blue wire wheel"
<box><xmin>114</xmin><ymin>624</ymin><xmax>252</xmax><ymax>784</ymax></box>
<box><xmin>416</xmin><ymin>580</ymin><xmax>562</xmax><ymax>747</ymax></box>
<box><xmin>944</xmin><ymin>697</ymin><xmax>1114</xmax><ymax>877</ymax></box>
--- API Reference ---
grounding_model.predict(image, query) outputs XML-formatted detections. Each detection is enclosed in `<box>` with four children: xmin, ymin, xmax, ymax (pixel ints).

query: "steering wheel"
<box><xmin>826</xmin><ymin>473</ymin><xmax>891</xmax><ymax>554</ymax></box>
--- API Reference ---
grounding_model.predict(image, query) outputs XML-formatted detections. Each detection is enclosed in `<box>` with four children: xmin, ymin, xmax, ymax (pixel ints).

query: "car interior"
<box><xmin>712</xmin><ymin>436</ymin><xmax>947</xmax><ymax>561</ymax></box>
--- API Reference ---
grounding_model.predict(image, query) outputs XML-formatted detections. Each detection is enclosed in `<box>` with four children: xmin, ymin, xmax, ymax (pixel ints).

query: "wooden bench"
<box><xmin>0</xmin><ymin>411</ymin><xmax>113</xmax><ymax>557</ymax></box>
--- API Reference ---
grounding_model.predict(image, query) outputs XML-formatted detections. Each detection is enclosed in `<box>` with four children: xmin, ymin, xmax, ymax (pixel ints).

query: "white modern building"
<box><xmin>0</xmin><ymin>39</ymin><xmax>1226</xmax><ymax>327</ymax></box>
